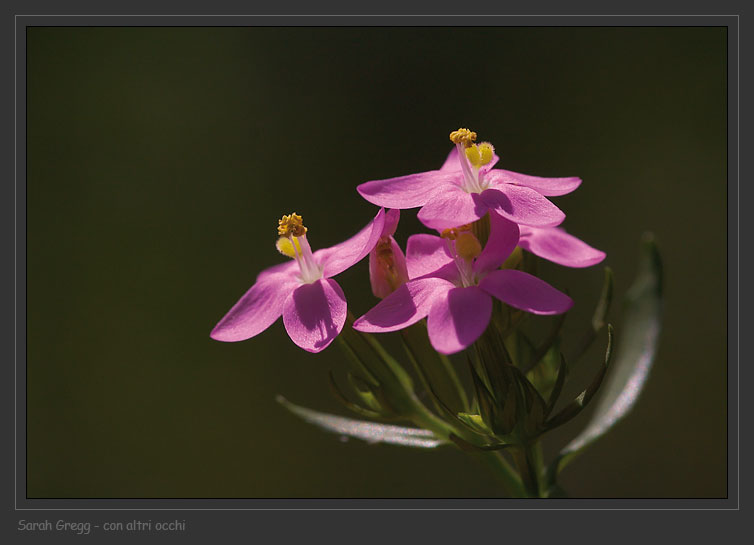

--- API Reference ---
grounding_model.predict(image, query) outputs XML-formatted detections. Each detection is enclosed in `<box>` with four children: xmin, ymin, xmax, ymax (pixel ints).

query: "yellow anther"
<box><xmin>276</xmin><ymin>236</ymin><xmax>302</xmax><ymax>258</ymax></box>
<box><xmin>464</xmin><ymin>142</ymin><xmax>495</xmax><ymax>168</ymax></box>
<box><xmin>277</xmin><ymin>213</ymin><xmax>307</xmax><ymax>238</ymax></box>
<box><xmin>440</xmin><ymin>224</ymin><xmax>473</xmax><ymax>240</ymax></box>
<box><xmin>465</xmin><ymin>144</ymin><xmax>481</xmax><ymax>167</ymax></box>
<box><xmin>449</xmin><ymin>128</ymin><xmax>477</xmax><ymax>147</ymax></box>
<box><xmin>478</xmin><ymin>142</ymin><xmax>494</xmax><ymax>165</ymax></box>
<box><xmin>455</xmin><ymin>232</ymin><xmax>482</xmax><ymax>261</ymax></box>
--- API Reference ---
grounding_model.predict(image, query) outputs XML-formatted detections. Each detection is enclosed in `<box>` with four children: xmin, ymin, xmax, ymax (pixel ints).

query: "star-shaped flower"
<box><xmin>353</xmin><ymin>212</ymin><xmax>572</xmax><ymax>354</ymax></box>
<box><xmin>357</xmin><ymin>128</ymin><xmax>581</xmax><ymax>231</ymax></box>
<box><xmin>211</xmin><ymin>209</ymin><xmax>385</xmax><ymax>353</ymax></box>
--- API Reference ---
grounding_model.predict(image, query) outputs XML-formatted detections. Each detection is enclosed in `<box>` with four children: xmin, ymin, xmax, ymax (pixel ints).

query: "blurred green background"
<box><xmin>26</xmin><ymin>27</ymin><xmax>726</xmax><ymax>498</ymax></box>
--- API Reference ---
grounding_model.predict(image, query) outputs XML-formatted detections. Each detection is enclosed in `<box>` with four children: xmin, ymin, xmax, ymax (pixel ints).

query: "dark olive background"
<box><xmin>26</xmin><ymin>27</ymin><xmax>727</xmax><ymax>498</ymax></box>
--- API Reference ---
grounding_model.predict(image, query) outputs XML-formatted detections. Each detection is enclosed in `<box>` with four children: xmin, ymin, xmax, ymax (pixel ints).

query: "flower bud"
<box><xmin>369</xmin><ymin>236</ymin><xmax>409</xmax><ymax>299</ymax></box>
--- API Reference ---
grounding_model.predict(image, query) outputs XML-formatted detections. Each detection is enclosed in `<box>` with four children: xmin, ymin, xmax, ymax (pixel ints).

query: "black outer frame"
<box><xmin>3</xmin><ymin>5</ymin><xmax>744</xmax><ymax>543</ymax></box>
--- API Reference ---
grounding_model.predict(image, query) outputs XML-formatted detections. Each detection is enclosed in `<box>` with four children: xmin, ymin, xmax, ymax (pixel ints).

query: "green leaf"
<box><xmin>544</xmin><ymin>325</ymin><xmax>614</xmax><ymax>431</ymax></box>
<box><xmin>545</xmin><ymin>354</ymin><xmax>568</xmax><ymax>417</ymax></box>
<box><xmin>277</xmin><ymin>395</ymin><xmax>447</xmax><ymax>448</ymax></box>
<box><xmin>511</xmin><ymin>366</ymin><xmax>549</xmax><ymax>436</ymax></box>
<box><xmin>568</xmin><ymin>266</ymin><xmax>614</xmax><ymax>366</ymax></box>
<box><xmin>399</xmin><ymin>325</ymin><xmax>468</xmax><ymax>414</ymax></box>
<box><xmin>524</xmin><ymin>313</ymin><xmax>567</xmax><ymax>375</ymax></box>
<box><xmin>344</xmin><ymin>372</ymin><xmax>384</xmax><ymax>412</ymax></box>
<box><xmin>592</xmin><ymin>266</ymin><xmax>614</xmax><ymax>331</ymax></box>
<box><xmin>448</xmin><ymin>433</ymin><xmax>513</xmax><ymax>452</ymax></box>
<box><xmin>526</xmin><ymin>341</ymin><xmax>561</xmax><ymax>397</ymax></box>
<box><xmin>456</xmin><ymin>412</ymin><xmax>493</xmax><ymax>435</ymax></box>
<box><xmin>548</xmin><ymin>234</ymin><xmax>662</xmax><ymax>481</ymax></box>
<box><xmin>327</xmin><ymin>371</ymin><xmax>385</xmax><ymax>419</ymax></box>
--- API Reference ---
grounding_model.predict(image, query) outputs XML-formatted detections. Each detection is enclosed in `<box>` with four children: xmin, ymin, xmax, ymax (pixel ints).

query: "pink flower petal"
<box><xmin>479</xmin><ymin>269</ymin><xmax>573</xmax><ymax>315</ymax></box>
<box><xmin>427</xmin><ymin>262</ymin><xmax>464</xmax><ymax>284</ymax></box>
<box><xmin>427</xmin><ymin>286</ymin><xmax>492</xmax><ymax>354</ymax></box>
<box><xmin>440</xmin><ymin>147</ymin><xmax>500</xmax><ymax>172</ymax></box>
<box><xmin>482</xmin><ymin>185</ymin><xmax>565</xmax><ymax>227</ymax></box>
<box><xmin>282</xmin><ymin>278</ymin><xmax>347</xmax><ymax>353</ymax></box>
<box><xmin>487</xmin><ymin>169</ymin><xmax>581</xmax><ymax>197</ymax></box>
<box><xmin>353</xmin><ymin>277</ymin><xmax>454</xmax><ymax>333</ymax></box>
<box><xmin>357</xmin><ymin>171</ymin><xmax>456</xmax><ymax>208</ymax></box>
<box><xmin>472</xmin><ymin>212</ymin><xmax>520</xmax><ymax>277</ymax></box>
<box><xmin>210</xmin><ymin>274</ymin><xmax>299</xmax><ymax>342</ymax></box>
<box><xmin>369</xmin><ymin>236</ymin><xmax>409</xmax><ymax>298</ymax></box>
<box><xmin>405</xmin><ymin>233</ymin><xmax>454</xmax><ymax>279</ymax></box>
<box><xmin>316</xmin><ymin>208</ymin><xmax>386</xmax><ymax>278</ymax></box>
<box><xmin>417</xmin><ymin>185</ymin><xmax>490</xmax><ymax>231</ymax></box>
<box><xmin>519</xmin><ymin>226</ymin><xmax>606</xmax><ymax>268</ymax></box>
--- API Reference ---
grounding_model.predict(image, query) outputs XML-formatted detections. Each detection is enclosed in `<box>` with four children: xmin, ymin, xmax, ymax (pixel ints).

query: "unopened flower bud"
<box><xmin>369</xmin><ymin>236</ymin><xmax>409</xmax><ymax>299</ymax></box>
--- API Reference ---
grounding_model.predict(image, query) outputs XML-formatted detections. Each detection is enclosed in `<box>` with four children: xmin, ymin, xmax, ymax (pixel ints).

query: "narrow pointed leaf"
<box><xmin>592</xmin><ymin>267</ymin><xmax>614</xmax><ymax>331</ymax></box>
<box><xmin>401</xmin><ymin>358</ymin><xmax>488</xmax><ymax>439</ymax></box>
<box><xmin>448</xmin><ymin>433</ymin><xmax>513</xmax><ymax>452</ymax></box>
<box><xmin>545</xmin><ymin>325</ymin><xmax>613</xmax><ymax>431</ymax></box>
<box><xmin>467</xmin><ymin>356</ymin><xmax>498</xmax><ymax>431</ymax></box>
<box><xmin>495</xmin><ymin>377</ymin><xmax>518</xmax><ymax>436</ymax></box>
<box><xmin>549</xmin><ymin>235</ymin><xmax>662</xmax><ymax>480</ymax></box>
<box><xmin>525</xmin><ymin>313</ymin><xmax>566</xmax><ymax>375</ymax></box>
<box><xmin>507</xmin><ymin>330</ymin><xmax>537</xmax><ymax>370</ymax></box>
<box><xmin>277</xmin><ymin>396</ymin><xmax>447</xmax><ymax>448</ymax></box>
<box><xmin>328</xmin><ymin>371</ymin><xmax>385</xmax><ymax>418</ymax></box>
<box><xmin>526</xmin><ymin>341</ymin><xmax>561</xmax><ymax>397</ymax></box>
<box><xmin>512</xmin><ymin>367</ymin><xmax>548</xmax><ymax>434</ymax></box>
<box><xmin>400</xmin><ymin>323</ymin><xmax>469</xmax><ymax>412</ymax></box>
<box><xmin>399</xmin><ymin>331</ymin><xmax>455</xmax><ymax>417</ymax></box>
<box><xmin>545</xmin><ymin>354</ymin><xmax>568</xmax><ymax>417</ymax></box>
<box><xmin>345</xmin><ymin>372</ymin><xmax>384</xmax><ymax>412</ymax></box>
<box><xmin>336</xmin><ymin>332</ymin><xmax>381</xmax><ymax>387</ymax></box>
<box><xmin>568</xmin><ymin>267</ymin><xmax>614</xmax><ymax>366</ymax></box>
<box><xmin>327</xmin><ymin>371</ymin><xmax>385</xmax><ymax>419</ymax></box>
<box><xmin>456</xmin><ymin>412</ymin><xmax>493</xmax><ymax>436</ymax></box>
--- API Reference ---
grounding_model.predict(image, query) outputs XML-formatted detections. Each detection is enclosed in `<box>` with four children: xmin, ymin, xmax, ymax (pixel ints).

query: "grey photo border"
<box><xmin>3</xmin><ymin>4</ymin><xmax>743</xmax><ymax>542</ymax></box>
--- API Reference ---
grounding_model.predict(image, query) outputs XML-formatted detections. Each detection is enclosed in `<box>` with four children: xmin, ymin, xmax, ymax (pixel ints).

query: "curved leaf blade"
<box><xmin>277</xmin><ymin>396</ymin><xmax>447</xmax><ymax>448</ymax></box>
<box><xmin>550</xmin><ymin>234</ymin><xmax>663</xmax><ymax>477</ymax></box>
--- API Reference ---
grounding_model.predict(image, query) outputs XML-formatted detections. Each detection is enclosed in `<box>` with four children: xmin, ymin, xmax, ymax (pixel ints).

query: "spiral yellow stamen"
<box><xmin>455</xmin><ymin>232</ymin><xmax>482</xmax><ymax>261</ymax></box>
<box><xmin>441</xmin><ymin>224</ymin><xmax>473</xmax><ymax>240</ymax></box>
<box><xmin>449</xmin><ymin>128</ymin><xmax>477</xmax><ymax>148</ymax></box>
<box><xmin>479</xmin><ymin>142</ymin><xmax>494</xmax><ymax>165</ymax></box>
<box><xmin>277</xmin><ymin>213</ymin><xmax>307</xmax><ymax>238</ymax></box>
<box><xmin>465</xmin><ymin>142</ymin><xmax>495</xmax><ymax>168</ymax></box>
<box><xmin>276</xmin><ymin>236</ymin><xmax>302</xmax><ymax>258</ymax></box>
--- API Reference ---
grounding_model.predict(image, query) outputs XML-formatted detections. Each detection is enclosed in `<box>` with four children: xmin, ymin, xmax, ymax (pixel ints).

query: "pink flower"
<box><xmin>369</xmin><ymin>209</ymin><xmax>409</xmax><ymax>298</ymax></box>
<box><xmin>210</xmin><ymin>209</ymin><xmax>386</xmax><ymax>353</ymax></box>
<box><xmin>353</xmin><ymin>212</ymin><xmax>573</xmax><ymax>355</ymax></box>
<box><xmin>519</xmin><ymin>225</ymin><xmax>606</xmax><ymax>268</ymax></box>
<box><xmin>357</xmin><ymin>128</ymin><xmax>581</xmax><ymax>231</ymax></box>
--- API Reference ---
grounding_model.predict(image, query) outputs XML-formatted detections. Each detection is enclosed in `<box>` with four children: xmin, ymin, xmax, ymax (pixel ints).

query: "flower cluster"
<box><xmin>211</xmin><ymin>128</ymin><xmax>604</xmax><ymax>355</ymax></box>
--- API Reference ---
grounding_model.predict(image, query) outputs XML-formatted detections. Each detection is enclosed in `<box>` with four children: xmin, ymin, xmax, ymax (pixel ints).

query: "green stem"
<box><xmin>401</xmin><ymin>322</ymin><xmax>469</xmax><ymax>412</ymax></box>
<box><xmin>511</xmin><ymin>441</ymin><xmax>545</xmax><ymax>498</ymax></box>
<box><xmin>339</xmin><ymin>322</ymin><xmax>528</xmax><ymax>498</ymax></box>
<box><xmin>479</xmin><ymin>451</ymin><xmax>528</xmax><ymax>498</ymax></box>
